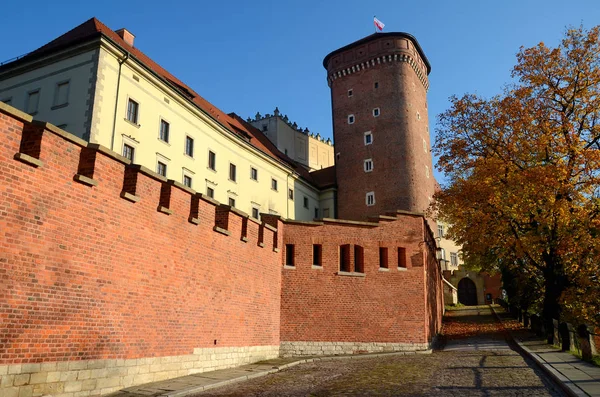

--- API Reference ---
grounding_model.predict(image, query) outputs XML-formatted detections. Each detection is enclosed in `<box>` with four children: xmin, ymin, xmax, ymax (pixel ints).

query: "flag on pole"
<box><xmin>374</xmin><ymin>17</ymin><xmax>385</xmax><ymax>31</ymax></box>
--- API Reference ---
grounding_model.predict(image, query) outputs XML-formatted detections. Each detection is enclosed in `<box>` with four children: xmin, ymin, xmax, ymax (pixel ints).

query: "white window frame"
<box><xmin>121</xmin><ymin>135</ymin><xmax>137</xmax><ymax>162</ymax></box>
<box><xmin>159</xmin><ymin>118</ymin><xmax>170</xmax><ymax>144</ymax></box>
<box><xmin>364</xmin><ymin>159</ymin><xmax>373</xmax><ymax>173</ymax></box>
<box><xmin>156</xmin><ymin>153</ymin><xmax>170</xmax><ymax>178</ymax></box>
<box><xmin>250</xmin><ymin>166</ymin><xmax>258</xmax><ymax>181</ymax></box>
<box><xmin>182</xmin><ymin>167</ymin><xmax>195</xmax><ymax>189</ymax></box>
<box><xmin>366</xmin><ymin>191</ymin><xmax>375</xmax><ymax>206</ymax></box>
<box><xmin>425</xmin><ymin>165</ymin><xmax>430</xmax><ymax>178</ymax></box>
<box><xmin>207</xmin><ymin>149</ymin><xmax>216</xmax><ymax>171</ymax></box>
<box><xmin>26</xmin><ymin>89</ymin><xmax>41</xmax><ymax>115</ymax></box>
<box><xmin>126</xmin><ymin>96</ymin><xmax>140</xmax><ymax>125</ymax></box>
<box><xmin>364</xmin><ymin>131</ymin><xmax>373</xmax><ymax>146</ymax></box>
<box><xmin>185</xmin><ymin>135</ymin><xmax>194</xmax><ymax>158</ymax></box>
<box><xmin>52</xmin><ymin>80</ymin><xmax>70</xmax><ymax>109</ymax></box>
<box><xmin>347</xmin><ymin>114</ymin><xmax>355</xmax><ymax>124</ymax></box>
<box><xmin>373</xmin><ymin>108</ymin><xmax>380</xmax><ymax>117</ymax></box>
<box><xmin>251</xmin><ymin>205</ymin><xmax>261</xmax><ymax>220</ymax></box>
<box><xmin>229</xmin><ymin>162</ymin><xmax>237</xmax><ymax>182</ymax></box>
<box><xmin>450</xmin><ymin>252</ymin><xmax>458</xmax><ymax>267</ymax></box>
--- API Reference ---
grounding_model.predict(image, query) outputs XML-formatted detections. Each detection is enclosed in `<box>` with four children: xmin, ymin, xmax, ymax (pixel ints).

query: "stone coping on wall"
<box><xmin>0</xmin><ymin>345</ymin><xmax>279</xmax><ymax>397</ymax></box>
<box><xmin>280</xmin><ymin>341</ymin><xmax>432</xmax><ymax>357</ymax></box>
<box><xmin>0</xmin><ymin>101</ymin><xmax>33</xmax><ymax>123</ymax></box>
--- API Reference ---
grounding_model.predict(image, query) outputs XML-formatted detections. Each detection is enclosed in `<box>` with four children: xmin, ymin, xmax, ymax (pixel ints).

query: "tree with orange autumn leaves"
<box><xmin>432</xmin><ymin>26</ymin><xmax>600</xmax><ymax>341</ymax></box>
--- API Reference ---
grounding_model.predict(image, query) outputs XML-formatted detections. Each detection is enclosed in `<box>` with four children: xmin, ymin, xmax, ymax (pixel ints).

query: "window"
<box><xmin>185</xmin><ymin>136</ymin><xmax>194</xmax><ymax>157</ymax></box>
<box><xmin>450</xmin><ymin>252</ymin><xmax>458</xmax><ymax>267</ymax></box>
<box><xmin>26</xmin><ymin>90</ymin><xmax>40</xmax><ymax>114</ymax></box>
<box><xmin>364</xmin><ymin>131</ymin><xmax>373</xmax><ymax>145</ymax></box>
<box><xmin>288</xmin><ymin>188</ymin><xmax>294</xmax><ymax>200</ymax></box>
<box><xmin>373</xmin><ymin>108</ymin><xmax>380</xmax><ymax>117</ymax></box>
<box><xmin>285</xmin><ymin>244</ymin><xmax>295</xmax><ymax>267</ymax></box>
<box><xmin>53</xmin><ymin>81</ymin><xmax>69</xmax><ymax>107</ymax></box>
<box><xmin>206</xmin><ymin>186</ymin><xmax>214</xmax><ymax>198</ymax></box>
<box><xmin>284</xmin><ymin>148</ymin><xmax>288</xmax><ymax>156</ymax></box>
<box><xmin>262</xmin><ymin>124</ymin><xmax>268</xmax><ymax>132</ymax></box>
<box><xmin>339</xmin><ymin>244</ymin><xmax>351</xmax><ymax>272</ymax></box>
<box><xmin>354</xmin><ymin>245</ymin><xmax>364</xmax><ymax>273</ymax></box>
<box><xmin>123</xmin><ymin>144</ymin><xmax>135</xmax><ymax>161</ymax></box>
<box><xmin>366</xmin><ymin>191</ymin><xmax>375</xmax><ymax>206</ymax></box>
<box><xmin>364</xmin><ymin>159</ymin><xmax>373</xmax><ymax>172</ymax></box>
<box><xmin>159</xmin><ymin>119</ymin><xmax>170</xmax><ymax>143</ymax></box>
<box><xmin>183</xmin><ymin>175</ymin><xmax>192</xmax><ymax>188</ymax></box>
<box><xmin>208</xmin><ymin>150</ymin><xmax>216</xmax><ymax>170</ymax></box>
<box><xmin>313</xmin><ymin>244</ymin><xmax>322</xmax><ymax>266</ymax></box>
<box><xmin>323</xmin><ymin>208</ymin><xmax>330</xmax><ymax>218</ymax></box>
<box><xmin>437</xmin><ymin>224</ymin><xmax>444</xmax><ymax>238</ymax></box>
<box><xmin>379</xmin><ymin>247</ymin><xmax>389</xmax><ymax>269</ymax></box>
<box><xmin>250</xmin><ymin>167</ymin><xmax>258</xmax><ymax>181</ymax></box>
<box><xmin>347</xmin><ymin>114</ymin><xmax>355</xmax><ymax>124</ymax></box>
<box><xmin>374</xmin><ymin>82</ymin><xmax>379</xmax><ymax>89</ymax></box>
<box><xmin>417</xmin><ymin>112</ymin><xmax>421</xmax><ymax>120</ymax></box>
<box><xmin>440</xmin><ymin>248</ymin><xmax>446</xmax><ymax>261</ymax></box>
<box><xmin>127</xmin><ymin>98</ymin><xmax>139</xmax><ymax>123</ymax></box>
<box><xmin>314</xmin><ymin>208</ymin><xmax>319</xmax><ymax>219</ymax></box>
<box><xmin>348</xmin><ymin>89</ymin><xmax>353</xmax><ymax>97</ymax></box>
<box><xmin>271</xmin><ymin>178</ymin><xmax>278</xmax><ymax>191</ymax></box>
<box><xmin>398</xmin><ymin>247</ymin><xmax>407</xmax><ymax>269</ymax></box>
<box><xmin>252</xmin><ymin>207</ymin><xmax>260</xmax><ymax>219</ymax></box>
<box><xmin>229</xmin><ymin>163</ymin><xmax>237</xmax><ymax>182</ymax></box>
<box><xmin>157</xmin><ymin>161</ymin><xmax>167</xmax><ymax>177</ymax></box>
<box><xmin>228</xmin><ymin>197</ymin><xmax>236</xmax><ymax>207</ymax></box>
<box><xmin>303</xmin><ymin>196</ymin><xmax>309</xmax><ymax>209</ymax></box>
<box><xmin>425</xmin><ymin>165</ymin><xmax>430</xmax><ymax>178</ymax></box>
<box><xmin>423</xmin><ymin>139</ymin><xmax>428</xmax><ymax>153</ymax></box>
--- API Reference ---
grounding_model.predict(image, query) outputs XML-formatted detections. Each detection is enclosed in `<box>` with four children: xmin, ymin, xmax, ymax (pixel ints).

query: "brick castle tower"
<box><xmin>323</xmin><ymin>32</ymin><xmax>435</xmax><ymax>220</ymax></box>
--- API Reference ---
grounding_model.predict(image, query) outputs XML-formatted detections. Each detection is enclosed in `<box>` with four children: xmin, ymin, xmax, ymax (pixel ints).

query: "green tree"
<box><xmin>432</xmin><ymin>26</ymin><xmax>600</xmax><ymax>340</ymax></box>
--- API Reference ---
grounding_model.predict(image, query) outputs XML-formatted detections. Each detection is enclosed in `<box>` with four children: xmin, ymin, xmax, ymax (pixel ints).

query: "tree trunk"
<box><xmin>542</xmin><ymin>259</ymin><xmax>567</xmax><ymax>345</ymax></box>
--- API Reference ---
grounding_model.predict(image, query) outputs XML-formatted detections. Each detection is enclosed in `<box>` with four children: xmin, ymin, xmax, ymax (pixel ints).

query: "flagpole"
<box><xmin>374</xmin><ymin>15</ymin><xmax>377</xmax><ymax>33</ymax></box>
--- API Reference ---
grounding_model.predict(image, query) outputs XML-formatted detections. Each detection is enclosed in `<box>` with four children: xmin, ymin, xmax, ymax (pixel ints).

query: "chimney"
<box><xmin>115</xmin><ymin>28</ymin><xmax>135</xmax><ymax>47</ymax></box>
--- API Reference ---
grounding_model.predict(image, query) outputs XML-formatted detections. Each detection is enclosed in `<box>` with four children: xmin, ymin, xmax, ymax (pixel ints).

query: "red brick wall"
<box><xmin>325</xmin><ymin>35</ymin><xmax>436</xmax><ymax>221</ymax></box>
<box><xmin>482</xmin><ymin>273</ymin><xmax>503</xmax><ymax>303</ymax></box>
<box><xmin>281</xmin><ymin>215</ymin><xmax>442</xmax><ymax>344</ymax></box>
<box><xmin>0</xmin><ymin>108</ymin><xmax>282</xmax><ymax>364</ymax></box>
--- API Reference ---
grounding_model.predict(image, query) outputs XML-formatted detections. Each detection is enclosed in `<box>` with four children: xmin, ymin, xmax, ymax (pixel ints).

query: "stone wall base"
<box><xmin>0</xmin><ymin>345</ymin><xmax>279</xmax><ymax>397</ymax></box>
<box><xmin>280</xmin><ymin>341</ymin><xmax>431</xmax><ymax>357</ymax></box>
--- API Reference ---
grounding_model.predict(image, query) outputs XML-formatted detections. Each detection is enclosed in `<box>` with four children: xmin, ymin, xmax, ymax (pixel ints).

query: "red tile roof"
<box><xmin>16</xmin><ymin>17</ymin><xmax>319</xmax><ymax>183</ymax></box>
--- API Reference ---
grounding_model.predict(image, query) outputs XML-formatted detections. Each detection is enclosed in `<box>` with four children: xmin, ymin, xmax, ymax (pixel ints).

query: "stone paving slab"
<box><xmin>493</xmin><ymin>306</ymin><xmax>600</xmax><ymax>397</ymax></box>
<box><xmin>106</xmin><ymin>351</ymin><xmax>416</xmax><ymax>397</ymax></box>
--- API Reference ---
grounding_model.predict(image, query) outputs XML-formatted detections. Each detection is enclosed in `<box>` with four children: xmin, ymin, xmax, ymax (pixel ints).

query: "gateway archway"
<box><xmin>458</xmin><ymin>277</ymin><xmax>478</xmax><ymax>306</ymax></box>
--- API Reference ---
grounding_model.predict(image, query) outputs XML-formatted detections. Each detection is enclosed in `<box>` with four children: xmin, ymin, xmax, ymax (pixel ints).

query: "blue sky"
<box><xmin>1</xmin><ymin>1</ymin><xmax>598</xmax><ymax>183</ymax></box>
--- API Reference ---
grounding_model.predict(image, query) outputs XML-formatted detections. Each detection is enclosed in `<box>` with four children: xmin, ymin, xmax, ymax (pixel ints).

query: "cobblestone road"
<box><xmin>193</xmin><ymin>306</ymin><xmax>566</xmax><ymax>396</ymax></box>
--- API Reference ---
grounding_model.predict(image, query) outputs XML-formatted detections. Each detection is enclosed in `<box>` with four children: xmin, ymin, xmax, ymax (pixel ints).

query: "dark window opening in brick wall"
<box><xmin>398</xmin><ymin>247</ymin><xmax>407</xmax><ymax>269</ymax></box>
<box><xmin>313</xmin><ymin>244</ymin><xmax>322</xmax><ymax>266</ymax></box>
<box><xmin>379</xmin><ymin>247</ymin><xmax>388</xmax><ymax>269</ymax></box>
<box><xmin>285</xmin><ymin>244</ymin><xmax>295</xmax><ymax>267</ymax></box>
<box><xmin>354</xmin><ymin>245</ymin><xmax>364</xmax><ymax>273</ymax></box>
<box><xmin>339</xmin><ymin>244</ymin><xmax>350</xmax><ymax>272</ymax></box>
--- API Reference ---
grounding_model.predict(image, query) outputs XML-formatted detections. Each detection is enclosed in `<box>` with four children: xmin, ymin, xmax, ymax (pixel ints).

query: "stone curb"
<box><xmin>158</xmin><ymin>350</ymin><xmax>430</xmax><ymax>396</ymax></box>
<box><xmin>490</xmin><ymin>306</ymin><xmax>590</xmax><ymax>397</ymax></box>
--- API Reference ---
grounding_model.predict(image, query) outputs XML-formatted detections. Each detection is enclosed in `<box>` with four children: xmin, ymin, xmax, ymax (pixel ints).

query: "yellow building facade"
<box><xmin>0</xmin><ymin>19</ymin><xmax>334</xmax><ymax>221</ymax></box>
